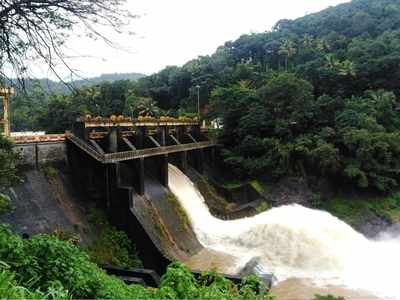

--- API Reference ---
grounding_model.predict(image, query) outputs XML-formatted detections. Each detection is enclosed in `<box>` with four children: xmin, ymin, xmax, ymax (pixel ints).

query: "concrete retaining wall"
<box><xmin>14</xmin><ymin>141</ymin><xmax>67</xmax><ymax>167</ymax></box>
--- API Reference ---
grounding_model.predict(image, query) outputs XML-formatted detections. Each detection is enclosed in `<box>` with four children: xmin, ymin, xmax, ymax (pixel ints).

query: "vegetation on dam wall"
<box><xmin>165</xmin><ymin>192</ymin><xmax>192</xmax><ymax>233</ymax></box>
<box><xmin>85</xmin><ymin>208</ymin><xmax>143</xmax><ymax>269</ymax></box>
<box><xmin>0</xmin><ymin>194</ymin><xmax>12</xmax><ymax>214</ymax></box>
<box><xmin>0</xmin><ymin>136</ymin><xmax>20</xmax><ymax>188</ymax></box>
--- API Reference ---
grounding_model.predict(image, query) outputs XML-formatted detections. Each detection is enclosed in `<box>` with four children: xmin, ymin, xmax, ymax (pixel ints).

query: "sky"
<box><xmin>34</xmin><ymin>0</ymin><xmax>351</xmax><ymax>80</ymax></box>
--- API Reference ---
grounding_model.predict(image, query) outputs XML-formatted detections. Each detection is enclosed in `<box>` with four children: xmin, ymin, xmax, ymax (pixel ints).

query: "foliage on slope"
<box><xmin>0</xmin><ymin>225</ymin><xmax>274</xmax><ymax>299</ymax></box>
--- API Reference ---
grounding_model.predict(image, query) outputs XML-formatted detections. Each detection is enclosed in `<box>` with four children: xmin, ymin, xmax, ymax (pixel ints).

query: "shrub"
<box><xmin>0</xmin><ymin>193</ymin><xmax>12</xmax><ymax>214</ymax></box>
<box><xmin>0</xmin><ymin>225</ymin><xmax>274</xmax><ymax>299</ymax></box>
<box><xmin>43</xmin><ymin>166</ymin><xmax>58</xmax><ymax>179</ymax></box>
<box><xmin>86</xmin><ymin>208</ymin><xmax>142</xmax><ymax>268</ymax></box>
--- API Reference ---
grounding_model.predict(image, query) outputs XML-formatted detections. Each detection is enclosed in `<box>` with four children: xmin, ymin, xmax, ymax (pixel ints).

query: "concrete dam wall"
<box><xmin>15</xmin><ymin>141</ymin><xmax>67</xmax><ymax>167</ymax></box>
<box><xmin>9</xmin><ymin>137</ymin><xmax>261</xmax><ymax>276</ymax></box>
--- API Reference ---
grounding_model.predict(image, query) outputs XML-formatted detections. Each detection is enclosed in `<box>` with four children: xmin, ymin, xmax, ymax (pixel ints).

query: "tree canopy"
<box><xmin>9</xmin><ymin>0</ymin><xmax>400</xmax><ymax>193</ymax></box>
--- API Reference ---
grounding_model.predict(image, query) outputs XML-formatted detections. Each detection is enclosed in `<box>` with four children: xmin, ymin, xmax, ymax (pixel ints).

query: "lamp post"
<box><xmin>0</xmin><ymin>86</ymin><xmax>15</xmax><ymax>137</ymax></box>
<box><xmin>196</xmin><ymin>84</ymin><xmax>200</xmax><ymax>120</ymax></box>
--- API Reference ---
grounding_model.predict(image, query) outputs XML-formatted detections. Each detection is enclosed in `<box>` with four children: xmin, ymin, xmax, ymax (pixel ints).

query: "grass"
<box><xmin>324</xmin><ymin>193</ymin><xmax>400</xmax><ymax>226</ymax></box>
<box><xmin>154</xmin><ymin>219</ymin><xmax>169</xmax><ymax>239</ymax></box>
<box><xmin>222</xmin><ymin>180</ymin><xmax>244</xmax><ymax>189</ymax></box>
<box><xmin>165</xmin><ymin>192</ymin><xmax>192</xmax><ymax>233</ymax></box>
<box><xmin>256</xmin><ymin>201</ymin><xmax>270</xmax><ymax>214</ymax></box>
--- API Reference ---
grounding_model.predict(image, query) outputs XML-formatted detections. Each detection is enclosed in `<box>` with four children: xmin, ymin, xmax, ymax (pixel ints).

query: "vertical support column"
<box><xmin>157</xmin><ymin>126</ymin><xmax>168</xmax><ymax>146</ymax></box>
<box><xmin>197</xmin><ymin>148</ymin><xmax>204</xmax><ymax>174</ymax></box>
<box><xmin>105</xmin><ymin>165</ymin><xmax>111</xmax><ymax>209</ymax></box>
<box><xmin>87</xmin><ymin>157</ymin><xmax>95</xmax><ymax>193</ymax></box>
<box><xmin>137</xmin><ymin>127</ymin><xmax>147</xmax><ymax>149</ymax></box>
<box><xmin>108</xmin><ymin>127</ymin><xmax>118</xmax><ymax>153</ymax></box>
<box><xmin>135</xmin><ymin>157</ymin><xmax>145</xmax><ymax>196</ymax></box>
<box><xmin>159</xmin><ymin>154</ymin><xmax>168</xmax><ymax>187</ymax></box>
<box><xmin>190</xmin><ymin>124</ymin><xmax>201</xmax><ymax>140</ymax></box>
<box><xmin>210</xmin><ymin>146</ymin><xmax>216</xmax><ymax>164</ymax></box>
<box><xmin>175</xmin><ymin>125</ymin><xmax>188</xmax><ymax>171</ymax></box>
<box><xmin>34</xmin><ymin>143</ymin><xmax>39</xmax><ymax>170</ymax></box>
<box><xmin>176</xmin><ymin>126</ymin><xmax>186</xmax><ymax>143</ymax></box>
<box><xmin>180</xmin><ymin>151</ymin><xmax>187</xmax><ymax>171</ymax></box>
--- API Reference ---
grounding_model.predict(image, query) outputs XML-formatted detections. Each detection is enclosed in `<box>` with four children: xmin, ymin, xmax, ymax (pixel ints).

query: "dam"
<box><xmin>10</xmin><ymin>115</ymin><xmax>226</xmax><ymax>274</ymax></box>
<box><xmin>9</xmin><ymin>116</ymin><xmax>400</xmax><ymax>300</ymax></box>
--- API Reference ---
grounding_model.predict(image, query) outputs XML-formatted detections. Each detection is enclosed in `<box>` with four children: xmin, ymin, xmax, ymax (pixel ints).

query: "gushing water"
<box><xmin>168</xmin><ymin>164</ymin><xmax>400</xmax><ymax>299</ymax></box>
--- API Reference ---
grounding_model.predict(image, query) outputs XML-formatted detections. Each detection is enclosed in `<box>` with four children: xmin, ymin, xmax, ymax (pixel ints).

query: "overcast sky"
<box><xmin>35</xmin><ymin>0</ymin><xmax>351</xmax><ymax>80</ymax></box>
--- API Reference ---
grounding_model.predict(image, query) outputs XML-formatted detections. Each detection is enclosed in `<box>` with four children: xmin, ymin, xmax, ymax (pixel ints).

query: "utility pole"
<box><xmin>196</xmin><ymin>85</ymin><xmax>200</xmax><ymax>120</ymax></box>
<box><xmin>0</xmin><ymin>86</ymin><xmax>15</xmax><ymax>137</ymax></box>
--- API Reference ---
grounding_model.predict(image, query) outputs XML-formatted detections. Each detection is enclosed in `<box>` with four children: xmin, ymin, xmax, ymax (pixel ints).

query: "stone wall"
<box><xmin>14</xmin><ymin>141</ymin><xmax>67</xmax><ymax>167</ymax></box>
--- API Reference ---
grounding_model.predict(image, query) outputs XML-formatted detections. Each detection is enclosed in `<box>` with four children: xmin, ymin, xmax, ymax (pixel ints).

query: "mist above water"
<box><xmin>168</xmin><ymin>164</ymin><xmax>400</xmax><ymax>300</ymax></box>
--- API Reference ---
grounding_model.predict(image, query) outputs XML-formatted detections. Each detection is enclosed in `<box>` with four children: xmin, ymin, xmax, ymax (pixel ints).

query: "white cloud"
<box><xmin>35</xmin><ymin>0</ymin><xmax>351</xmax><ymax>79</ymax></box>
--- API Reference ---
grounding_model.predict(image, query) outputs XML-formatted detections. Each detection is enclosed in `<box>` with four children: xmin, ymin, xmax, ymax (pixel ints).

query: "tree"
<box><xmin>337</xmin><ymin>60</ymin><xmax>356</xmax><ymax>77</ymax></box>
<box><xmin>37</xmin><ymin>94</ymin><xmax>77</xmax><ymax>133</ymax></box>
<box><xmin>133</xmin><ymin>97</ymin><xmax>160</xmax><ymax>117</ymax></box>
<box><xmin>257</xmin><ymin>72</ymin><xmax>314</xmax><ymax>135</ymax></box>
<box><xmin>302</xmin><ymin>34</ymin><xmax>314</xmax><ymax>49</ymax></box>
<box><xmin>11</xmin><ymin>80</ymin><xmax>47</xmax><ymax>131</ymax></box>
<box><xmin>0</xmin><ymin>0</ymin><xmax>135</xmax><ymax>81</ymax></box>
<box><xmin>278</xmin><ymin>39</ymin><xmax>296</xmax><ymax>70</ymax></box>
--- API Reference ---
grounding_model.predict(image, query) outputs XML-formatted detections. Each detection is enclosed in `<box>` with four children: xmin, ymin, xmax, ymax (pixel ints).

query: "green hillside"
<box><xmin>11</xmin><ymin>0</ymin><xmax>400</xmax><ymax>193</ymax></box>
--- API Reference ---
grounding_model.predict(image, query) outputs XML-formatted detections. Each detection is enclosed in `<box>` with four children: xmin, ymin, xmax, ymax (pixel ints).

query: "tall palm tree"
<box><xmin>302</xmin><ymin>34</ymin><xmax>314</xmax><ymax>49</ymax></box>
<box><xmin>337</xmin><ymin>60</ymin><xmax>356</xmax><ymax>77</ymax></box>
<box><xmin>278</xmin><ymin>39</ymin><xmax>297</xmax><ymax>71</ymax></box>
<box><xmin>136</xmin><ymin>98</ymin><xmax>160</xmax><ymax>117</ymax></box>
<box><xmin>315</xmin><ymin>38</ymin><xmax>330</xmax><ymax>52</ymax></box>
<box><xmin>325</xmin><ymin>55</ymin><xmax>356</xmax><ymax>77</ymax></box>
<box><xmin>325</xmin><ymin>53</ymin><xmax>340</xmax><ymax>69</ymax></box>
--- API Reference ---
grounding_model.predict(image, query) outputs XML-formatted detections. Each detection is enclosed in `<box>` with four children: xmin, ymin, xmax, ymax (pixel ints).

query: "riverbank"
<box><xmin>217</xmin><ymin>174</ymin><xmax>400</xmax><ymax>238</ymax></box>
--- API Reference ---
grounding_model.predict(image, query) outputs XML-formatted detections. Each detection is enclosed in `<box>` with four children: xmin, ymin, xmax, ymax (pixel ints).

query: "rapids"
<box><xmin>168</xmin><ymin>164</ymin><xmax>400</xmax><ymax>300</ymax></box>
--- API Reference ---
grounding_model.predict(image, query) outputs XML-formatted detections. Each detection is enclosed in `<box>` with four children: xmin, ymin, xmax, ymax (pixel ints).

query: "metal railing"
<box><xmin>67</xmin><ymin>134</ymin><xmax>105</xmax><ymax>162</ymax></box>
<box><xmin>66</xmin><ymin>134</ymin><xmax>215</xmax><ymax>164</ymax></box>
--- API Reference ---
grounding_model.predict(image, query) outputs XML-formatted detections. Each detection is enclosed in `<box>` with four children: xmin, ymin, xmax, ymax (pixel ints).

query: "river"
<box><xmin>168</xmin><ymin>164</ymin><xmax>400</xmax><ymax>300</ymax></box>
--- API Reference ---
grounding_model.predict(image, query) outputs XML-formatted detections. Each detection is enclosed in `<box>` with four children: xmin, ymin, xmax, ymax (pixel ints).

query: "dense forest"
<box><xmin>11</xmin><ymin>0</ymin><xmax>400</xmax><ymax>193</ymax></box>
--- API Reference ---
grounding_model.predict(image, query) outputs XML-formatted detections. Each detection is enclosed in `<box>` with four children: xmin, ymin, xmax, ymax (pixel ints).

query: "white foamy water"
<box><xmin>168</xmin><ymin>164</ymin><xmax>400</xmax><ymax>300</ymax></box>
